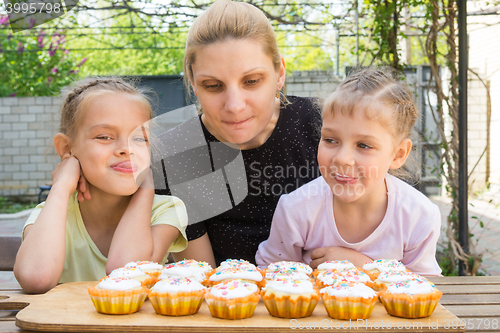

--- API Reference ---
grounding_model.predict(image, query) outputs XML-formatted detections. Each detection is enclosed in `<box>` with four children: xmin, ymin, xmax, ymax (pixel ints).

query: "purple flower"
<box><xmin>46</xmin><ymin>77</ymin><xmax>52</xmax><ymax>86</ymax></box>
<box><xmin>17</xmin><ymin>42</ymin><xmax>24</xmax><ymax>54</ymax></box>
<box><xmin>51</xmin><ymin>67</ymin><xmax>58</xmax><ymax>74</ymax></box>
<box><xmin>0</xmin><ymin>15</ymin><xmax>9</xmax><ymax>26</ymax></box>
<box><xmin>77</xmin><ymin>57</ymin><xmax>88</xmax><ymax>67</ymax></box>
<box><xmin>37</xmin><ymin>36</ymin><xmax>44</xmax><ymax>48</ymax></box>
<box><xmin>9</xmin><ymin>93</ymin><xmax>16</xmax><ymax>97</ymax></box>
<box><xmin>64</xmin><ymin>49</ymin><xmax>70</xmax><ymax>54</ymax></box>
<box><xmin>28</xmin><ymin>18</ymin><xmax>36</xmax><ymax>29</ymax></box>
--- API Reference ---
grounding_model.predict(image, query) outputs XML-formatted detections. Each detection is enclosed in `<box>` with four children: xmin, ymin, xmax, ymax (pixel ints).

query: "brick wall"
<box><xmin>0</xmin><ymin>97</ymin><xmax>61</xmax><ymax>198</ymax></box>
<box><xmin>286</xmin><ymin>70</ymin><xmax>341</xmax><ymax>98</ymax></box>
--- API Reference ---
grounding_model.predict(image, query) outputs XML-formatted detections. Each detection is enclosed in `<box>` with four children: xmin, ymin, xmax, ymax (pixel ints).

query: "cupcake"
<box><xmin>218</xmin><ymin>259</ymin><xmax>257</xmax><ymax>271</ymax></box>
<box><xmin>320</xmin><ymin>281</ymin><xmax>378</xmax><ymax>320</ymax></box>
<box><xmin>266</xmin><ymin>261</ymin><xmax>313</xmax><ymax>276</ymax></box>
<box><xmin>208</xmin><ymin>266</ymin><xmax>263</xmax><ymax>286</ymax></box>
<box><xmin>109</xmin><ymin>267</ymin><xmax>157</xmax><ymax>288</ymax></box>
<box><xmin>379</xmin><ymin>278</ymin><xmax>443</xmax><ymax>318</ymax></box>
<box><xmin>124</xmin><ymin>261</ymin><xmax>163</xmax><ymax>278</ymax></box>
<box><xmin>314</xmin><ymin>260</ymin><xmax>356</xmax><ymax>277</ymax></box>
<box><xmin>264</xmin><ymin>269</ymin><xmax>311</xmax><ymax>284</ymax></box>
<box><xmin>205</xmin><ymin>279</ymin><xmax>261</xmax><ymax>320</ymax></box>
<box><xmin>148</xmin><ymin>277</ymin><xmax>206</xmax><ymax>316</ymax></box>
<box><xmin>160</xmin><ymin>259</ymin><xmax>213</xmax><ymax>284</ymax></box>
<box><xmin>261</xmin><ymin>277</ymin><xmax>319</xmax><ymax>318</ymax></box>
<box><xmin>374</xmin><ymin>271</ymin><xmax>427</xmax><ymax>291</ymax></box>
<box><xmin>362</xmin><ymin>259</ymin><xmax>408</xmax><ymax>280</ymax></box>
<box><xmin>315</xmin><ymin>268</ymin><xmax>374</xmax><ymax>289</ymax></box>
<box><xmin>88</xmin><ymin>277</ymin><xmax>148</xmax><ymax>314</ymax></box>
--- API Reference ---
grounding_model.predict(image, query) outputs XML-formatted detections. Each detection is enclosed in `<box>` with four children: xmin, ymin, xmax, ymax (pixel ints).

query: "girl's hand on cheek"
<box><xmin>76</xmin><ymin>171</ymin><xmax>91</xmax><ymax>203</ymax></box>
<box><xmin>51</xmin><ymin>154</ymin><xmax>82</xmax><ymax>197</ymax></box>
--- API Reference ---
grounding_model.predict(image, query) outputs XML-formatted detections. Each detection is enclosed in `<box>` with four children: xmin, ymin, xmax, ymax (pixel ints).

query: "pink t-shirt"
<box><xmin>255</xmin><ymin>174</ymin><xmax>442</xmax><ymax>276</ymax></box>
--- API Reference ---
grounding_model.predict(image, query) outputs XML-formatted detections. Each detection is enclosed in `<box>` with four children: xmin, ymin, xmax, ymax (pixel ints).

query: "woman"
<box><xmin>157</xmin><ymin>0</ymin><xmax>321</xmax><ymax>266</ymax></box>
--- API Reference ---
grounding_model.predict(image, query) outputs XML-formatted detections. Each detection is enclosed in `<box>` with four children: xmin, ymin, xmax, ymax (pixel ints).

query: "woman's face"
<box><xmin>190</xmin><ymin>39</ymin><xmax>286</xmax><ymax>150</ymax></box>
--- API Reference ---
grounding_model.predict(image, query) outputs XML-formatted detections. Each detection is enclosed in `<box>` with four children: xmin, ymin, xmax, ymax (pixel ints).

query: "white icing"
<box><xmin>218</xmin><ymin>259</ymin><xmax>257</xmax><ymax>271</ymax></box>
<box><xmin>262</xmin><ymin>278</ymin><xmax>316</xmax><ymax>294</ymax></box>
<box><xmin>125</xmin><ymin>261</ymin><xmax>163</xmax><ymax>271</ymax></box>
<box><xmin>320</xmin><ymin>282</ymin><xmax>377</xmax><ymax>299</ymax></box>
<box><xmin>265</xmin><ymin>271</ymin><xmax>311</xmax><ymax>281</ymax></box>
<box><xmin>317</xmin><ymin>269</ymin><xmax>371</xmax><ymax>285</ymax></box>
<box><xmin>386</xmin><ymin>279</ymin><xmax>436</xmax><ymax>295</ymax></box>
<box><xmin>209</xmin><ymin>267</ymin><xmax>263</xmax><ymax>282</ymax></box>
<box><xmin>363</xmin><ymin>259</ymin><xmax>407</xmax><ymax>272</ymax></box>
<box><xmin>317</xmin><ymin>260</ymin><xmax>355</xmax><ymax>271</ymax></box>
<box><xmin>209</xmin><ymin>279</ymin><xmax>258</xmax><ymax>299</ymax></box>
<box><xmin>109</xmin><ymin>267</ymin><xmax>148</xmax><ymax>279</ymax></box>
<box><xmin>97</xmin><ymin>277</ymin><xmax>141</xmax><ymax>291</ymax></box>
<box><xmin>267</xmin><ymin>261</ymin><xmax>312</xmax><ymax>275</ymax></box>
<box><xmin>376</xmin><ymin>271</ymin><xmax>423</xmax><ymax>284</ymax></box>
<box><xmin>151</xmin><ymin>278</ymin><xmax>206</xmax><ymax>293</ymax></box>
<box><xmin>160</xmin><ymin>260</ymin><xmax>212</xmax><ymax>282</ymax></box>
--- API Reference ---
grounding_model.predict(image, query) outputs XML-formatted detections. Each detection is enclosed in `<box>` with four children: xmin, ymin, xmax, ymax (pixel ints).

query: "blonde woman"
<box><xmin>156</xmin><ymin>0</ymin><xmax>321</xmax><ymax>266</ymax></box>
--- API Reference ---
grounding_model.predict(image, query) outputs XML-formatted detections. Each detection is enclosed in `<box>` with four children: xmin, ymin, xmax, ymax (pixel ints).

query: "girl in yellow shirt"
<box><xmin>14</xmin><ymin>78</ymin><xmax>188</xmax><ymax>293</ymax></box>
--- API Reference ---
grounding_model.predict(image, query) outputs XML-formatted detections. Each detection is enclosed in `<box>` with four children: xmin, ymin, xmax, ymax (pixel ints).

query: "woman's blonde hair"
<box><xmin>183</xmin><ymin>0</ymin><xmax>281</xmax><ymax>91</ymax></box>
<box><xmin>59</xmin><ymin>77</ymin><xmax>153</xmax><ymax>139</ymax></box>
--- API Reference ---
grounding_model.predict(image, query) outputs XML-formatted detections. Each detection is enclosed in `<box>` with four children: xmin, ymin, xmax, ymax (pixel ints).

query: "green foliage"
<box><xmin>0</xmin><ymin>196</ymin><xmax>37</xmax><ymax>214</ymax></box>
<box><xmin>0</xmin><ymin>15</ymin><xmax>85</xmax><ymax>97</ymax></box>
<box><xmin>68</xmin><ymin>8</ymin><xmax>186</xmax><ymax>76</ymax></box>
<box><xmin>277</xmin><ymin>31</ymin><xmax>334</xmax><ymax>73</ymax></box>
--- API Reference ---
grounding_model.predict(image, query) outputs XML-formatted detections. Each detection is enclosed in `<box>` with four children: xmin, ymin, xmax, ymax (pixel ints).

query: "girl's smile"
<box><xmin>110</xmin><ymin>161</ymin><xmax>139</xmax><ymax>174</ymax></box>
<box><xmin>318</xmin><ymin>105</ymin><xmax>398</xmax><ymax>205</ymax></box>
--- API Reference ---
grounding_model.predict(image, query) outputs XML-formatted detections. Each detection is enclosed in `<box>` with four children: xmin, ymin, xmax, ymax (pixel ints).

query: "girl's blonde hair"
<box><xmin>60</xmin><ymin>77</ymin><xmax>153</xmax><ymax>139</ymax></box>
<box><xmin>183</xmin><ymin>0</ymin><xmax>281</xmax><ymax>91</ymax></box>
<box><xmin>323</xmin><ymin>67</ymin><xmax>418</xmax><ymax>143</ymax></box>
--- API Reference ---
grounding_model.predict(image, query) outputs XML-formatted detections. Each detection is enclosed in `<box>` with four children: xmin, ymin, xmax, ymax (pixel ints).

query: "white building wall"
<box><xmin>468</xmin><ymin>2</ymin><xmax>500</xmax><ymax>188</ymax></box>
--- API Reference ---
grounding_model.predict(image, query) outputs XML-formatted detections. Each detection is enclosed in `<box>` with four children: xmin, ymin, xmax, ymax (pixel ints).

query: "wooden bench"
<box><xmin>0</xmin><ymin>236</ymin><xmax>21</xmax><ymax>271</ymax></box>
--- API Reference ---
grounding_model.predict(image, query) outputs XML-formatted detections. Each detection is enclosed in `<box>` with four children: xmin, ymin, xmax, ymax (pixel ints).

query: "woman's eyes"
<box><xmin>202</xmin><ymin>78</ymin><xmax>261</xmax><ymax>90</ymax></box>
<box><xmin>245</xmin><ymin>78</ymin><xmax>261</xmax><ymax>86</ymax></box>
<box><xmin>204</xmin><ymin>83</ymin><xmax>222</xmax><ymax>90</ymax></box>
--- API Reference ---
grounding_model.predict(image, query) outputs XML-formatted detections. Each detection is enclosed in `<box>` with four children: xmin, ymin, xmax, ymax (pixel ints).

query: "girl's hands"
<box><xmin>309</xmin><ymin>246</ymin><xmax>373</xmax><ymax>269</ymax></box>
<box><xmin>51</xmin><ymin>153</ymin><xmax>82</xmax><ymax>197</ymax></box>
<box><xmin>52</xmin><ymin>153</ymin><xmax>92</xmax><ymax>201</ymax></box>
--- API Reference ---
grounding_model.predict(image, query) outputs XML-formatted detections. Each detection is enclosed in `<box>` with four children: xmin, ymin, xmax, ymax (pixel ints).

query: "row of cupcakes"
<box><xmin>87</xmin><ymin>258</ymin><xmax>442</xmax><ymax>320</ymax></box>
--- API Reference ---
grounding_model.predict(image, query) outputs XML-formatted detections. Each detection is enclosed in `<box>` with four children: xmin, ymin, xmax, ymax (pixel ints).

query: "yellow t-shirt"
<box><xmin>23</xmin><ymin>193</ymin><xmax>188</xmax><ymax>283</ymax></box>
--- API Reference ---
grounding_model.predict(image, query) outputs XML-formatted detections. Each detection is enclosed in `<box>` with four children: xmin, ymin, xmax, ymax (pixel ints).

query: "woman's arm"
<box><xmin>309</xmin><ymin>246</ymin><xmax>373</xmax><ymax>269</ymax></box>
<box><xmin>14</xmin><ymin>156</ymin><xmax>81</xmax><ymax>294</ymax></box>
<box><xmin>172</xmin><ymin>233</ymin><xmax>216</xmax><ymax>268</ymax></box>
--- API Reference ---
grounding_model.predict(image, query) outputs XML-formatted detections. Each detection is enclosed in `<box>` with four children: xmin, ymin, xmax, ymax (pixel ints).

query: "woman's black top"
<box><xmin>154</xmin><ymin>96</ymin><xmax>321</xmax><ymax>264</ymax></box>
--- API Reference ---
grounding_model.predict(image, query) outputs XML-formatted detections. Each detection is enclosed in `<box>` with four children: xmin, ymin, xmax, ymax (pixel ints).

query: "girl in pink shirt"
<box><xmin>256</xmin><ymin>68</ymin><xmax>442</xmax><ymax>276</ymax></box>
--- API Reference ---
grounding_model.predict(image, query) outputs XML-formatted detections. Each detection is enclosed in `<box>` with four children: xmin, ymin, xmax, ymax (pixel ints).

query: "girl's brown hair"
<box><xmin>59</xmin><ymin>77</ymin><xmax>153</xmax><ymax>139</ymax></box>
<box><xmin>183</xmin><ymin>0</ymin><xmax>281</xmax><ymax>92</ymax></box>
<box><xmin>323</xmin><ymin>67</ymin><xmax>418</xmax><ymax>143</ymax></box>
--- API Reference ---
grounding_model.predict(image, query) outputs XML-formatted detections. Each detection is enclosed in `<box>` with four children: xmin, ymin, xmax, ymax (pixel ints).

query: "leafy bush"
<box><xmin>0</xmin><ymin>196</ymin><xmax>37</xmax><ymax>214</ymax></box>
<box><xmin>0</xmin><ymin>15</ymin><xmax>86</xmax><ymax>97</ymax></box>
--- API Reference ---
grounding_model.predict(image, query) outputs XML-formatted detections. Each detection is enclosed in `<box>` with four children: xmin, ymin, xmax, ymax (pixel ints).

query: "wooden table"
<box><xmin>0</xmin><ymin>277</ymin><xmax>499</xmax><ymax>332</ymax></box>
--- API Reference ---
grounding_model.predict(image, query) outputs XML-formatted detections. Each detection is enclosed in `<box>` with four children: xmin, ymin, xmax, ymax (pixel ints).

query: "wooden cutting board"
<box><xmin>0</xmin><ymin>282</ymin><xmax>465</xmax><ymax>332</ymax></box>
